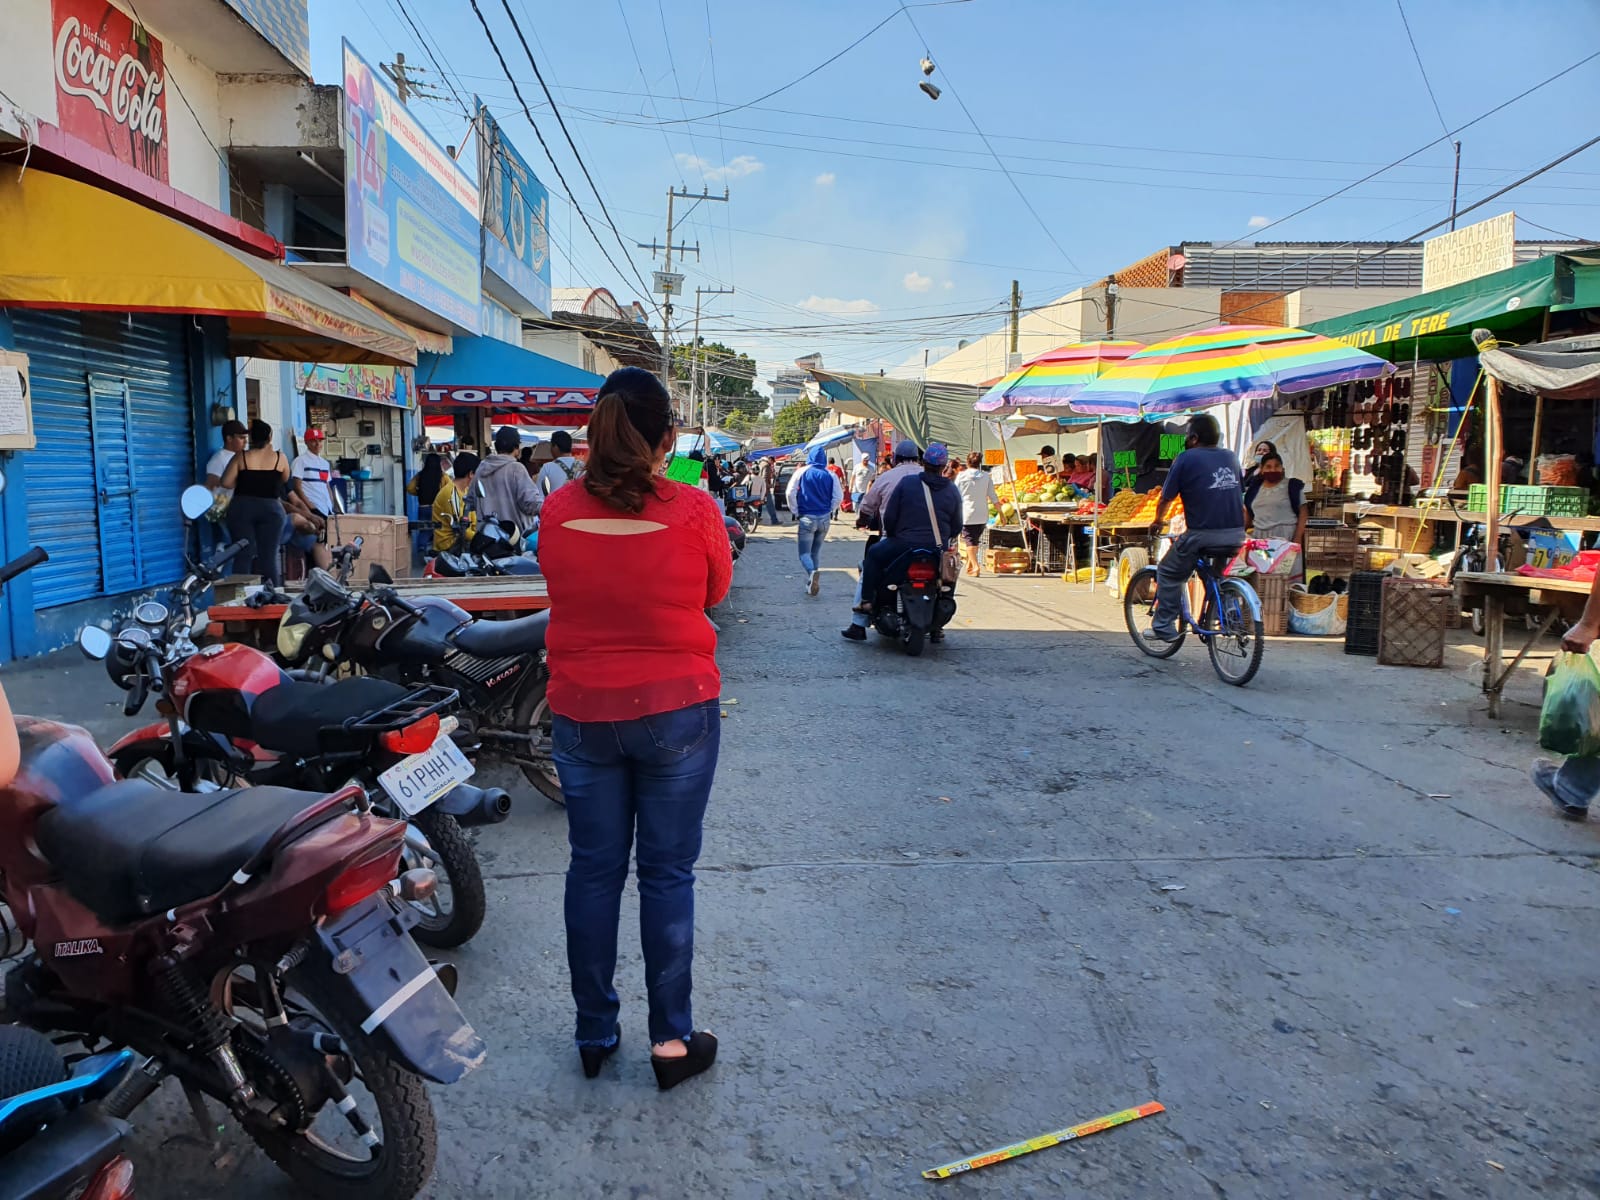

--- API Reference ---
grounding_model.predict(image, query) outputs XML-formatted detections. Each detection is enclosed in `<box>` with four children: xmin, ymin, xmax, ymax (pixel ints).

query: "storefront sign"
<box><xmin>298</xmin><ymin>362</ymin><xmax>413</xmax><ymax>408</ymax></box>
<box><xmin>418</xmin><ymin>385</ymin><xmax>598</xmax><ymax>408</ymax></box>
<box><xmin>53</xmin><ymin>0</ymin><xmax>168</xmax><ymax>182</ymax></box>
<box><xmin>1422</xmin><ymin>211</ymin><xmax>1515</xmax><ymax>292</ymax></box>
<box><xmin>343</xmin><ymin>41</ymin><xmax>481</xmax><ymax>331</ymax></box>
<box><xmin>476</xmin><ymin>102</ymin><xmax>550</xmax><ymax>315</ymax></box>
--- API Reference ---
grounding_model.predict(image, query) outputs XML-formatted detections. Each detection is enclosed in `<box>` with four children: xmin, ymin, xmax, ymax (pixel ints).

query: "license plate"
<box><xmin>378</xmin><ymin>734</ymin><xmax>474</xmax><ymax>816</ymax></box>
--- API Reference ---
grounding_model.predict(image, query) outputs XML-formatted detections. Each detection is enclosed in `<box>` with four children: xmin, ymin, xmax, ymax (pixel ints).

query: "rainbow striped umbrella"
<box><xmin>1068</xmin><ymin>325</ymin><xmax>1396</xmax><ymax>418</ymax></box>
<box><xmin>974</xmin><ymin>340</ymin><xmax>1144</xmax><ymax>414</ymax></box>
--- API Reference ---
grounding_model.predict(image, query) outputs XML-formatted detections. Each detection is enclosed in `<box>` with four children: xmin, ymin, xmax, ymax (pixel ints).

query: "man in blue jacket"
<box><xmin>847</xmin><ymin>443</ymin><xmax>961</xmax><ymax>636</ymax></box>
<box><xmin>785</xmin><ymin>445</ymin><xmax>844</xmax><ymax>596</ymax></box>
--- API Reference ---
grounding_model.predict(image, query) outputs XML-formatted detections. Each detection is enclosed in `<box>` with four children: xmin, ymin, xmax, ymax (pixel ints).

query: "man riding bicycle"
<box><xmin>1146</xmin><ymin>413</ymin><xmax>1246</xmax><ymax>643</ymax></box>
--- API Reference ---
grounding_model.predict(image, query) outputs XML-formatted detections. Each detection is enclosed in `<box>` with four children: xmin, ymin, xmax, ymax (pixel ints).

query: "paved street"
<box><xmin>13</xmin><ymin>522</ymin><xmax>1600</xmax><ymax>1198</ymax></box>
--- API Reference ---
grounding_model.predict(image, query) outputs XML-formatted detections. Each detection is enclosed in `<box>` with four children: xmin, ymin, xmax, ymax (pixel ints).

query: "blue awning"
<box><xmin>416</xmin><ymin>335</ymin><xmax>605</xmax><ymax>417</ymax></box>
<box><xmin>805</xmin><ymin>424</ymin><xmax>859</xmax><ymax>452</ymax></box>
<box><xmin>748</xmin><ymin>442</ymin><xmax>803</xmax><ymax>459</ymax></box>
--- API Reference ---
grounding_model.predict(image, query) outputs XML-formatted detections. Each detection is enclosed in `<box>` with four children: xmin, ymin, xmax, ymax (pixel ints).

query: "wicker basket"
<box><xmin>1254</xmin><ymin>573</ymin><xmax>1291</xmax><ymax>636</ymax></box>
<box><xmin>1378</xmin><ymin>577</ymin><xmax>1453</xmax><ymax>667</ymax></box>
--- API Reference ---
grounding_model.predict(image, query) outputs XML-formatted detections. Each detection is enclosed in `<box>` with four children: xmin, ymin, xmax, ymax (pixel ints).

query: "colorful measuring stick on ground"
<box><xmin>921</xmin><ymin>1101</ymin><xmax>1165</xmax><ymax>1179</ymax></box>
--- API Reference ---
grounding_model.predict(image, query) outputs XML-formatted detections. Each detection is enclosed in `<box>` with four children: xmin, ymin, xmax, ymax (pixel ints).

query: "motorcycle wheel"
<box><xmin>740</xmin><ymin>508</ymin><xmax>759</xmax><ymax>534</ymax></box>
<box><xmin>512</xmin><ymin>676</ymin><xmax>565</xmax><ymax>807</ymax></box>
<box><xmin>404</xmin><ymin>809</ymin><xmax>486</xmax><ymax>949</ymax></box>
<box><xmin>902</xmin><ymin>625</ymin><xmax>926</xmax><ymax>657</ymax></box>
<box><xmin>237</xmin><ymin>960</ymin><xmax>436</xmax><ymax>1200</ymax></box>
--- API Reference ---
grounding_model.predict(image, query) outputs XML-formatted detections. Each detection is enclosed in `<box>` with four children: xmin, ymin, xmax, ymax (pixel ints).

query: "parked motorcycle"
<box><xmin>0</xmin><ymin>1024</ymin><xmax>135</xmax><ymax>1199</ymax></box>
<box><xmin>725</xmin><ymin>483</ymin><xmax>760</xmax><ymax>534</ymax></box>
<box><xmin>96</xmin><ymin>491</ymin><xmax>507</xmax><ymax>948</ymax></box>
<box><xmin>425</xmin><ymin>515</ymin><xmax>541</xmax><ymax>578</ymax></box>
<box><xmin>724</xmin><ymin>515</ymin><xmax>747</xmax><ymax>562</ymax></box>
<box><xmin>860</xmin><ymin>537</ymin><xmax>958</xmax><ymax>656</ymax></box>
<box><xmin>0</xmin><ymin>544</ymin><xmax>483</xmax><ymax>1200</ymax></box>
<box><xmin>274</xmin><ymin>562</ymin><xmax>563</xmax><ymax>807</ymax></box>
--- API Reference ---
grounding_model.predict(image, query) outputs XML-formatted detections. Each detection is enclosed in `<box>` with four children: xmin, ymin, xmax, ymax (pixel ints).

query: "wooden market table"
<box><xmin>1454</xmin><ymin>570</ymin><xmax>1592</xmax><ymax>717</ymax></box>
<box><xmin>207</xmin><ymin>574</ymin><xmax>550</xmax><ymax>647</ymax></box>
<box><xmin>1343</xmin><ymin>502</ymin><xmax>1600</xmax><ymax>556</ymax></box>
<box><xmin>1017</xmin><ymin>503</ymin><xmax>1097</xmax><ymax>575</ymax></box>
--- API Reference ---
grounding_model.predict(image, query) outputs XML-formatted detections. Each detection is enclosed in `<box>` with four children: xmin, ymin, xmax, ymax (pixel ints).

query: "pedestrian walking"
<box><xmin>538</xmin><ymin>367</ymin><xmax>732</xmax><ymax>1089</ymax></box>
<box><xmin>220</xmin><ymin>419</ymin><xmax>290</xmax><ymax>585</ymax></box>
<box><xmin>538</xmin><ymin>430</ymin><xmax>582</xmax><ymax>496</ymax></box>
<box><xmin>955</xmin><ymin>451</ymin><xmax>1001</xmax><ymax>575</ymax></box>
<box><xmin>786</xmin><ymin>445</ymin><xmax>843</xmax><ymax>596</ymax></box>
<box><xmin>746</xmin><ymin>456</ymin><xmax>770</xmax><ymax>522</ymax></box>
<box><xmin>477</xmin><ymin>425</ymin><xmax>543</xmax><ymax>529</ymax></box>
<box><xmin>850</xmin><ymin>456</ymin><xmax>873</xmax><ymax>510</ymax></box>
<box><xmin>760</xmin><ymin>458</ymin><xmax>780</xmax><ymax>525</ymax></box>
<box><xmin>827</xmin><ymin>457</ymin><xmax>847</xmax><ymax>518</ymax></box>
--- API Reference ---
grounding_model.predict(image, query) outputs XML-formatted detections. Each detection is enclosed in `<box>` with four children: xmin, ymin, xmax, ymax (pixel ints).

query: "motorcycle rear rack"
<box><xmin>335</xmin><ymin>684</ymin><xmax>458</xmax><ymax>736</ymax></box>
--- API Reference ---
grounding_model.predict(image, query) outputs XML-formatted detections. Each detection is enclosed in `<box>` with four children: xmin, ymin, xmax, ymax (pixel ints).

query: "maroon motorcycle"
<box><xmin>0</xmin><ymin>545</ymin><xmax>484</xmax><ymax>1200</ymax></box>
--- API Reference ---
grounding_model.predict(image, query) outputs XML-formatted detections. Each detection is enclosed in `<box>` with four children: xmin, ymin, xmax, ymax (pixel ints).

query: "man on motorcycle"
<box><xmin>847</xmin><ymin>443</ymin><xmax>961</xmax><ymax>636</ymax></box>
<box><xmin>1146</xmin><ymin>412</ymin><xmax>1246</xmax><ymax>642</ymax></box>
<box><xmin>842</xmin><ymin>441</ymin><xmax>925</xmax><ymax>640</ymax></box>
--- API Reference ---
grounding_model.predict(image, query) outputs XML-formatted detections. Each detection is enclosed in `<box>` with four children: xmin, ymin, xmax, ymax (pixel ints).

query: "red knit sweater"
<box><xmin>538</xmin><ymin>479</ymin><xmax>733</xmax><ymax>722</ymax></box>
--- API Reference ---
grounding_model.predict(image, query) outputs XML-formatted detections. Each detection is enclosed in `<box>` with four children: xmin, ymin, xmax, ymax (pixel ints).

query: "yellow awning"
<box><xmin>0</xmin><ymin>170</ymin><xmax>416</xmax><ymax>366</ymax></box>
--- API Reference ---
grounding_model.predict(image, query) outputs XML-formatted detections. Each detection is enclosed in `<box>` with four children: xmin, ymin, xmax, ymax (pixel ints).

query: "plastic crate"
<box><xmin>1344</xmin><ymin>623</ymin><xmax>1380</xmax><ymax>656</ymax></box>
<box><xmin>1254</xmin><ymin>573</ymin><xmax>1290</xmax><ymax>637</ymax></box>
<box><xmin>1378</xmin><ymin>578</ymin><xmax>1453</xmax><ymax>667</ymax></box>
<box><xmin>1345</xmin><ymin>571</ymin><xmax>1386</xmax><ymax>631</ymax></box>
<box><xmin>1303</xmin><ymin>525</ymin><xmax>1359</xmax><ymax>570</ymax></box>
<box><xmin>1466</xmin><ymin>483</ymin><xmax>1488</xmax><ymax>511</ymax></box>
<box><xmin>1032</xmin><ymin>524</ymin><xmax>1072</xmax><ymax>573</ymax></box>
<box><xmin>1466</xmin><ymin>483</ymin><xmax>1589</xmax><ymax>517</ymax></box>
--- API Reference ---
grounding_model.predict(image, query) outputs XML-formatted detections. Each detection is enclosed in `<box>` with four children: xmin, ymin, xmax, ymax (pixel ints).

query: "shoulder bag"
<box><xmin>921</xmin><ymin>482</ymin><xmax>962</xmax><ymax>585</ymax></box>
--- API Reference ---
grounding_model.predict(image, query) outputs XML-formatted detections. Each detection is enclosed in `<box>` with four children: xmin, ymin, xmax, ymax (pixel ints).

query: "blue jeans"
<box><xmin>554</xmin><ymin>699</ymin><xmax>721</xmax><ymax>1047</ymax></box>
<box><xmin>762</xmin><ymin>494</ymin><xmax>778</xmax><ymax>524</ymax></box>
<box><xmin>796</xmin><ymin>515</ymin><xmax>829</xmax><ymax>573</ymax></box>
<box><xmin>1548</xmin><ymin>755</ymin><xmax>1600</xmax><ymax>810</ymax></box>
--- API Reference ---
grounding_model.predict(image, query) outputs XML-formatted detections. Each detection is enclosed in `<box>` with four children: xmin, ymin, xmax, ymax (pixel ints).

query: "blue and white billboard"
<box><xmin>476</xmin><ymin>101</ymin><xmax>551</xmax><ymax>316</ymax></box>
<box><xmin>343</xmin><ymin>41</ymin><xmax>481</xmax><ymax>332</ymax></box>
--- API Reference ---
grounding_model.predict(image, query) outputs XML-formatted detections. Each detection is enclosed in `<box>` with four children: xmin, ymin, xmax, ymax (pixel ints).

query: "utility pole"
<box><xmin>1008</xmin><ymin>280</ymin><xmax>1020</xmax><ymax>362</ymax></box>
<box><xmin>638</xmin><ymin>186</ymin><xmax>729</xmax><ymax>417</ymax></box>
<box><xmin>692</xmin><ymin>285</ymin><xmax>735</xmax><ymax>429</ymax></box>
<box><xmin>380</xmin><ymin>53</ymin><xmax>447</xmax><ymax>106</ymax></box>
<box><xmin>1105</xmin><ymin>275</ymin><xmax>1119</xmax><ymax>339</ymax></box>
<box><xmin>1449</xmin><ymin>140</ymin><xmax>1462</xmax><ymax>230</ymax></box>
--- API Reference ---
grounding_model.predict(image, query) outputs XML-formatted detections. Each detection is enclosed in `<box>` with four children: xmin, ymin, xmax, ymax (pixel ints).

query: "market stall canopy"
<box><xmin>1070</xmin><ymin>324</ymin><xmax>1395</xmax><ymax>418</ymax></box>
<box><xmin>974</xmin><ymin>340</ymin><xmax>1143</xmax><ymax>415</ymax></box>
<box><xmin>804</xmin><ymin>424</ymin><xmax>860</xmax><ymax>453</ymax></box>
<box><xmin>747</xmin><ymin>442</ymin><xmax>803</xmax><ymax>460</ymax></box>
<box><xmin>675</xmin><ymin>429</ymin><xmax>742</xmax><ymax>455</ymax></box>
<box><xmin>1478</xmin><ymin>329</ymin><xmax>1600</xmax><ymax>400</ymax></box>
<box><xmin>0</xmin><ymin>169</ymin><xmax>416</xmax><ymax>365</ymax></box>
<box><xmin>1306</xmin><ymin>251</ymin><xmax>1600</xmax><ymax>362</ymax></box>
<box><xmin>810</xmin><ymin>368</ymin><xmax>981</xmax><ymax>449</ymax></box>
<box><xmin>416</xmin><ymin>335</ymin><xmax>604</xmax><ymax>426</ymax></box>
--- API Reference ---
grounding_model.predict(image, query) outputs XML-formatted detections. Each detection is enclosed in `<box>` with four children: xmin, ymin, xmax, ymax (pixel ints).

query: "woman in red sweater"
<box><xmin>538</xmin><ymin>367</ymin><xmax>733</xmax><ymax>1091</ymax></box>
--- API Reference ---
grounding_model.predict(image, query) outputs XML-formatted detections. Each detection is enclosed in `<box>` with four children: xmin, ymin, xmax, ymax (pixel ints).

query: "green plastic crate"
<box><xmin>1464</xmin><ymin>483</ymin><xmax>1587</xmax><ymax>517</ymax></box>
<box><xmin>1466</xmin><ymin>483</ymin><xmax>1488</xmax><ymax>511</ymax></box>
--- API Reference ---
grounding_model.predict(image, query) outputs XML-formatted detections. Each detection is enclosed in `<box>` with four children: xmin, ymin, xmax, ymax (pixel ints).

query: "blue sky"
<box><xmin>310</xmin><ymin>0</ymin><xmax>1600</xmax><ymax>387</ymax></box>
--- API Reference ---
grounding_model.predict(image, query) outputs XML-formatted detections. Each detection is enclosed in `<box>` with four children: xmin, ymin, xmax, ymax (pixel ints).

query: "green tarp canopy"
<box><xmin>811</xmin><ymin>369</ymin><xmax>983</xmax><ymax>450</ymax></box>
<box><xmin>1306</xmin><ymin>251</ymin><xmax>1600</xmax><ymax>363</ymax></box>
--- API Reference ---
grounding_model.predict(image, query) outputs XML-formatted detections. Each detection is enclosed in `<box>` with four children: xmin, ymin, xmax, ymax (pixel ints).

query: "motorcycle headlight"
<box><xmin>277</xmin><ymin>618</ymin><xmax>311</xmax><ymax>660</ymax></box>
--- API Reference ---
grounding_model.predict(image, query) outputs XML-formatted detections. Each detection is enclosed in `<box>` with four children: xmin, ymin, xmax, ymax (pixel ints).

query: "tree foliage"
<box><xmin>670</xmin><ymin>339</ymin><xmax>764</xmax><ymax>424</ymax></box>
<box><xmin>772</xmin><ymin>400</ymin><xmax>827</xmax><ymax>447</ymax></box>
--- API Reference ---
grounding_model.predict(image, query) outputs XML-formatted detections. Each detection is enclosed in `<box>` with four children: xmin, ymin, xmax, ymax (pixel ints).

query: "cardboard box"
<box><xmin>330</xmin><ymin>513</ymin><xmax>411</xmax><ymax>578</ymax></box>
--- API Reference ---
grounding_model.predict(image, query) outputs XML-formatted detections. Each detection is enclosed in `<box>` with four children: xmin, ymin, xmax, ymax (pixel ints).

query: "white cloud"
<box><xmin>941</xmin><ymin>280</ymin><xmax>955</xmax><ymax>291</ymax></box>
<box><xmin>1247</xmin><ymin>215</ymin><xmax>1271</xmax><ymax>229</ymax></box>
<box><xmin>902</xmin><ymin>271</ymin><xmax>933</xmax><ymax>293</ymax></box>
<box><xmin>796</xmin><ymin>295</ymin><xmax>879</xmax><ymax>315</ymax></box>
<box><xmin>814</xmin><ymin>172</ymin><xmax>836</xmax><ymax>186</ymax></box>
<box><xmin>676</xmin><ymin>153</ymin><xmax>765</xmax><ymax>184</ymax></box>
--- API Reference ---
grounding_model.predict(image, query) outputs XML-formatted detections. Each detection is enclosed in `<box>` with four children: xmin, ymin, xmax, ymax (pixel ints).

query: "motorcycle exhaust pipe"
<box><xmin>435</xmin><ymin>782</ymin><xmax>513</xmax><ymax>827</ymax></box>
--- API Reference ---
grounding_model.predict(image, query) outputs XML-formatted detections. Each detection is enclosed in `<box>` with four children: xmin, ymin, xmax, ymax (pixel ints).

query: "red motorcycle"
<box><xmin>98</xmin><ymin>533</ymin><xmax>507</xmax><ymax>949</ymax></box>
<box><xmin>0</xmin><ymin>546</ymin><xmax>483</xmax><ymax>1199</ymax></box>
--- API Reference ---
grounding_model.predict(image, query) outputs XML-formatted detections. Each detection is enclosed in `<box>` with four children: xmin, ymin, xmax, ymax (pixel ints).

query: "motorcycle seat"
<box><xmin>35</xmin><ymin>780</ymin><xmax>330</xmax><ymax>925</ymax></box>
<box><xmin>250</xmin><ymin>676</ymin><xmax>411</xmax><ymax>758</ymax></box>
<box><xmin>451</xmin><ymin>611</ymin><xmax>548</xmax><ymax>658</ymax></box>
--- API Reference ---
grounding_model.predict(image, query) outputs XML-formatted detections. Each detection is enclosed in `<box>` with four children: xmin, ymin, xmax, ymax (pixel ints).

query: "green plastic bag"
<box><xmin>1539</xmin><ymin>651</ymin><xmax>1600</xmax><ymax>757</ymax></box>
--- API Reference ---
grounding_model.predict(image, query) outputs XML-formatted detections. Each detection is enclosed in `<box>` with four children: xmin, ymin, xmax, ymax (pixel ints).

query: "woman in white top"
<box><xmin>954</xmin><ymin>452</ymin><xmax>1001</xmax><ymax>576</ymax></box>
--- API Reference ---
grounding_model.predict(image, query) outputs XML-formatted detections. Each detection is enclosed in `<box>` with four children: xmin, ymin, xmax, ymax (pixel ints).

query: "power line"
<box><xmin>390</xmin><ymin>0</ymin><xmax>470</xmax><ymax>114</ymax></box>
<box><xmin>615</xmin><ymin>0</ymin><xmax>681</xmax><ymax>175</ymax></box>
<box><xmin>1394</xmin><ymin>0</ymin><xmax>1449</xmax><ymax>138</ymax></box>
<box><xmin>1518</xmin><ymin>214</ymin><xmax>1595</xmax><ymax>241</ymax></box>
<box><xmin>492</xmin><ymin>0</ymin><xmax>657</xmax><ymax>305</ymax></box>
<box><xmin>466</xmin><ymin>0</ymin><xmax>650</xmax><ymax>305</ymax></box>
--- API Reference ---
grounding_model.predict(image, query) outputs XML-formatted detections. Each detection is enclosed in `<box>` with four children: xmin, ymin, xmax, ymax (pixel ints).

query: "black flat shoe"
<box><xmin>651</xmin><ymin>1031</ymin><xmax>718</xmax><ymax>1091</ymax></box>
<box><xmin>579</xmin><ymin>1023</ymin><xmax>621</xmax><ymax>1079</ymax></box>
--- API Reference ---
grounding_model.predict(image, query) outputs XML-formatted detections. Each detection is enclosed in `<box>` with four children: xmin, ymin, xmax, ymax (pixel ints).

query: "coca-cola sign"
<box><xmin>52</xmin><ymin>0</ymin><xmax>168</xmax><ymax>182</ymax></box>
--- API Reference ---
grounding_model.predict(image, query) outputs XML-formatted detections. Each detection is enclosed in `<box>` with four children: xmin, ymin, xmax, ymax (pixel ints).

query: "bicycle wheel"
<box><xmin>1206</xmin><ymin>578</ymin><xmax>1264</xmax><ymax>686</ymax></box>
<box><xmin>1124</xmin><ymin>566</ymin><xmax>1185</xmax><ymax>658</ymax></box>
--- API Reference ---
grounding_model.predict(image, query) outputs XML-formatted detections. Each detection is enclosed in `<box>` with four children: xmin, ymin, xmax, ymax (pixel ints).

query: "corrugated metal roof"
<box><xmin>1179</xmin><ymin>242</ymin><xmax>1425</xmax><ymax>289</ymax></box>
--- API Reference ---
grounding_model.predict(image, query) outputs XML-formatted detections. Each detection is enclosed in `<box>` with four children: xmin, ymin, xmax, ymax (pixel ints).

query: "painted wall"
<box><xmin>522</xmin><ymin>327</ymin><xmax>622</xmax><ymax>378</ymax></box>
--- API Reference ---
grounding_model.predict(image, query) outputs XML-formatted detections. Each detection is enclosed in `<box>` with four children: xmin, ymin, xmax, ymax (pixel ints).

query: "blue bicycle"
<box><xmin>1123</xmin><ymin>551</ymin><xmax>1265</xmax><ymax>686</ymax></box>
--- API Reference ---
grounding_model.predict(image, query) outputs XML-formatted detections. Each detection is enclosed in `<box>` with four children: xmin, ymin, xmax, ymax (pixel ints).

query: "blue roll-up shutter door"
<box><xmin>11</xmin><ymin>311</ymin><xmax>193</xmax><ymax>608</ymax></box>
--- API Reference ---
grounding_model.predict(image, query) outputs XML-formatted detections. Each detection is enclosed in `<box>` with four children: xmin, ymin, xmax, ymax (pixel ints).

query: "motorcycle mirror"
<box><xmin>78</xmin><ymin>625</ymin><xmax>113</xmax><ymax>660</ymax></box>
<box><xmin>352</xmin><ymin>535</ymin><xmax>364</xmax><ymax>550</ymax></box>
<box><xmin>369</xmin><ymin>564</ymin><xmax>394</xmax><ymax>586</ymax></box>
<box><xmin>180</xmin><ymin>485</ymin><xmax>214</xmax><ymax>521</ymax></box>
<box><xmin>331</xmin><ymin>486</ymin><xmax>347</xmax><ymax>515</ymax></box>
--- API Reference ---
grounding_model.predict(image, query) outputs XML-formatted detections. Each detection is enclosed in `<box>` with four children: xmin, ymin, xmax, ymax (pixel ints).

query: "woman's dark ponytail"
<box><xmin>583</xmin><ymin>367</ymin><xmax>674</xmax><ymax>514</ymax></box>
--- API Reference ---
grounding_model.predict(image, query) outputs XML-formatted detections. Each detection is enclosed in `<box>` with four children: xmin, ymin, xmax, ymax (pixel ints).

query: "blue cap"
<box><xmin>893</xmin><ymin>439</ymin><xmax>920</xmax><ymax>460</ymax></box>
<box><xmin>923</xmin><ymin>443</ymin><xmax>949</xmax><ymax>468</ymax></box>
